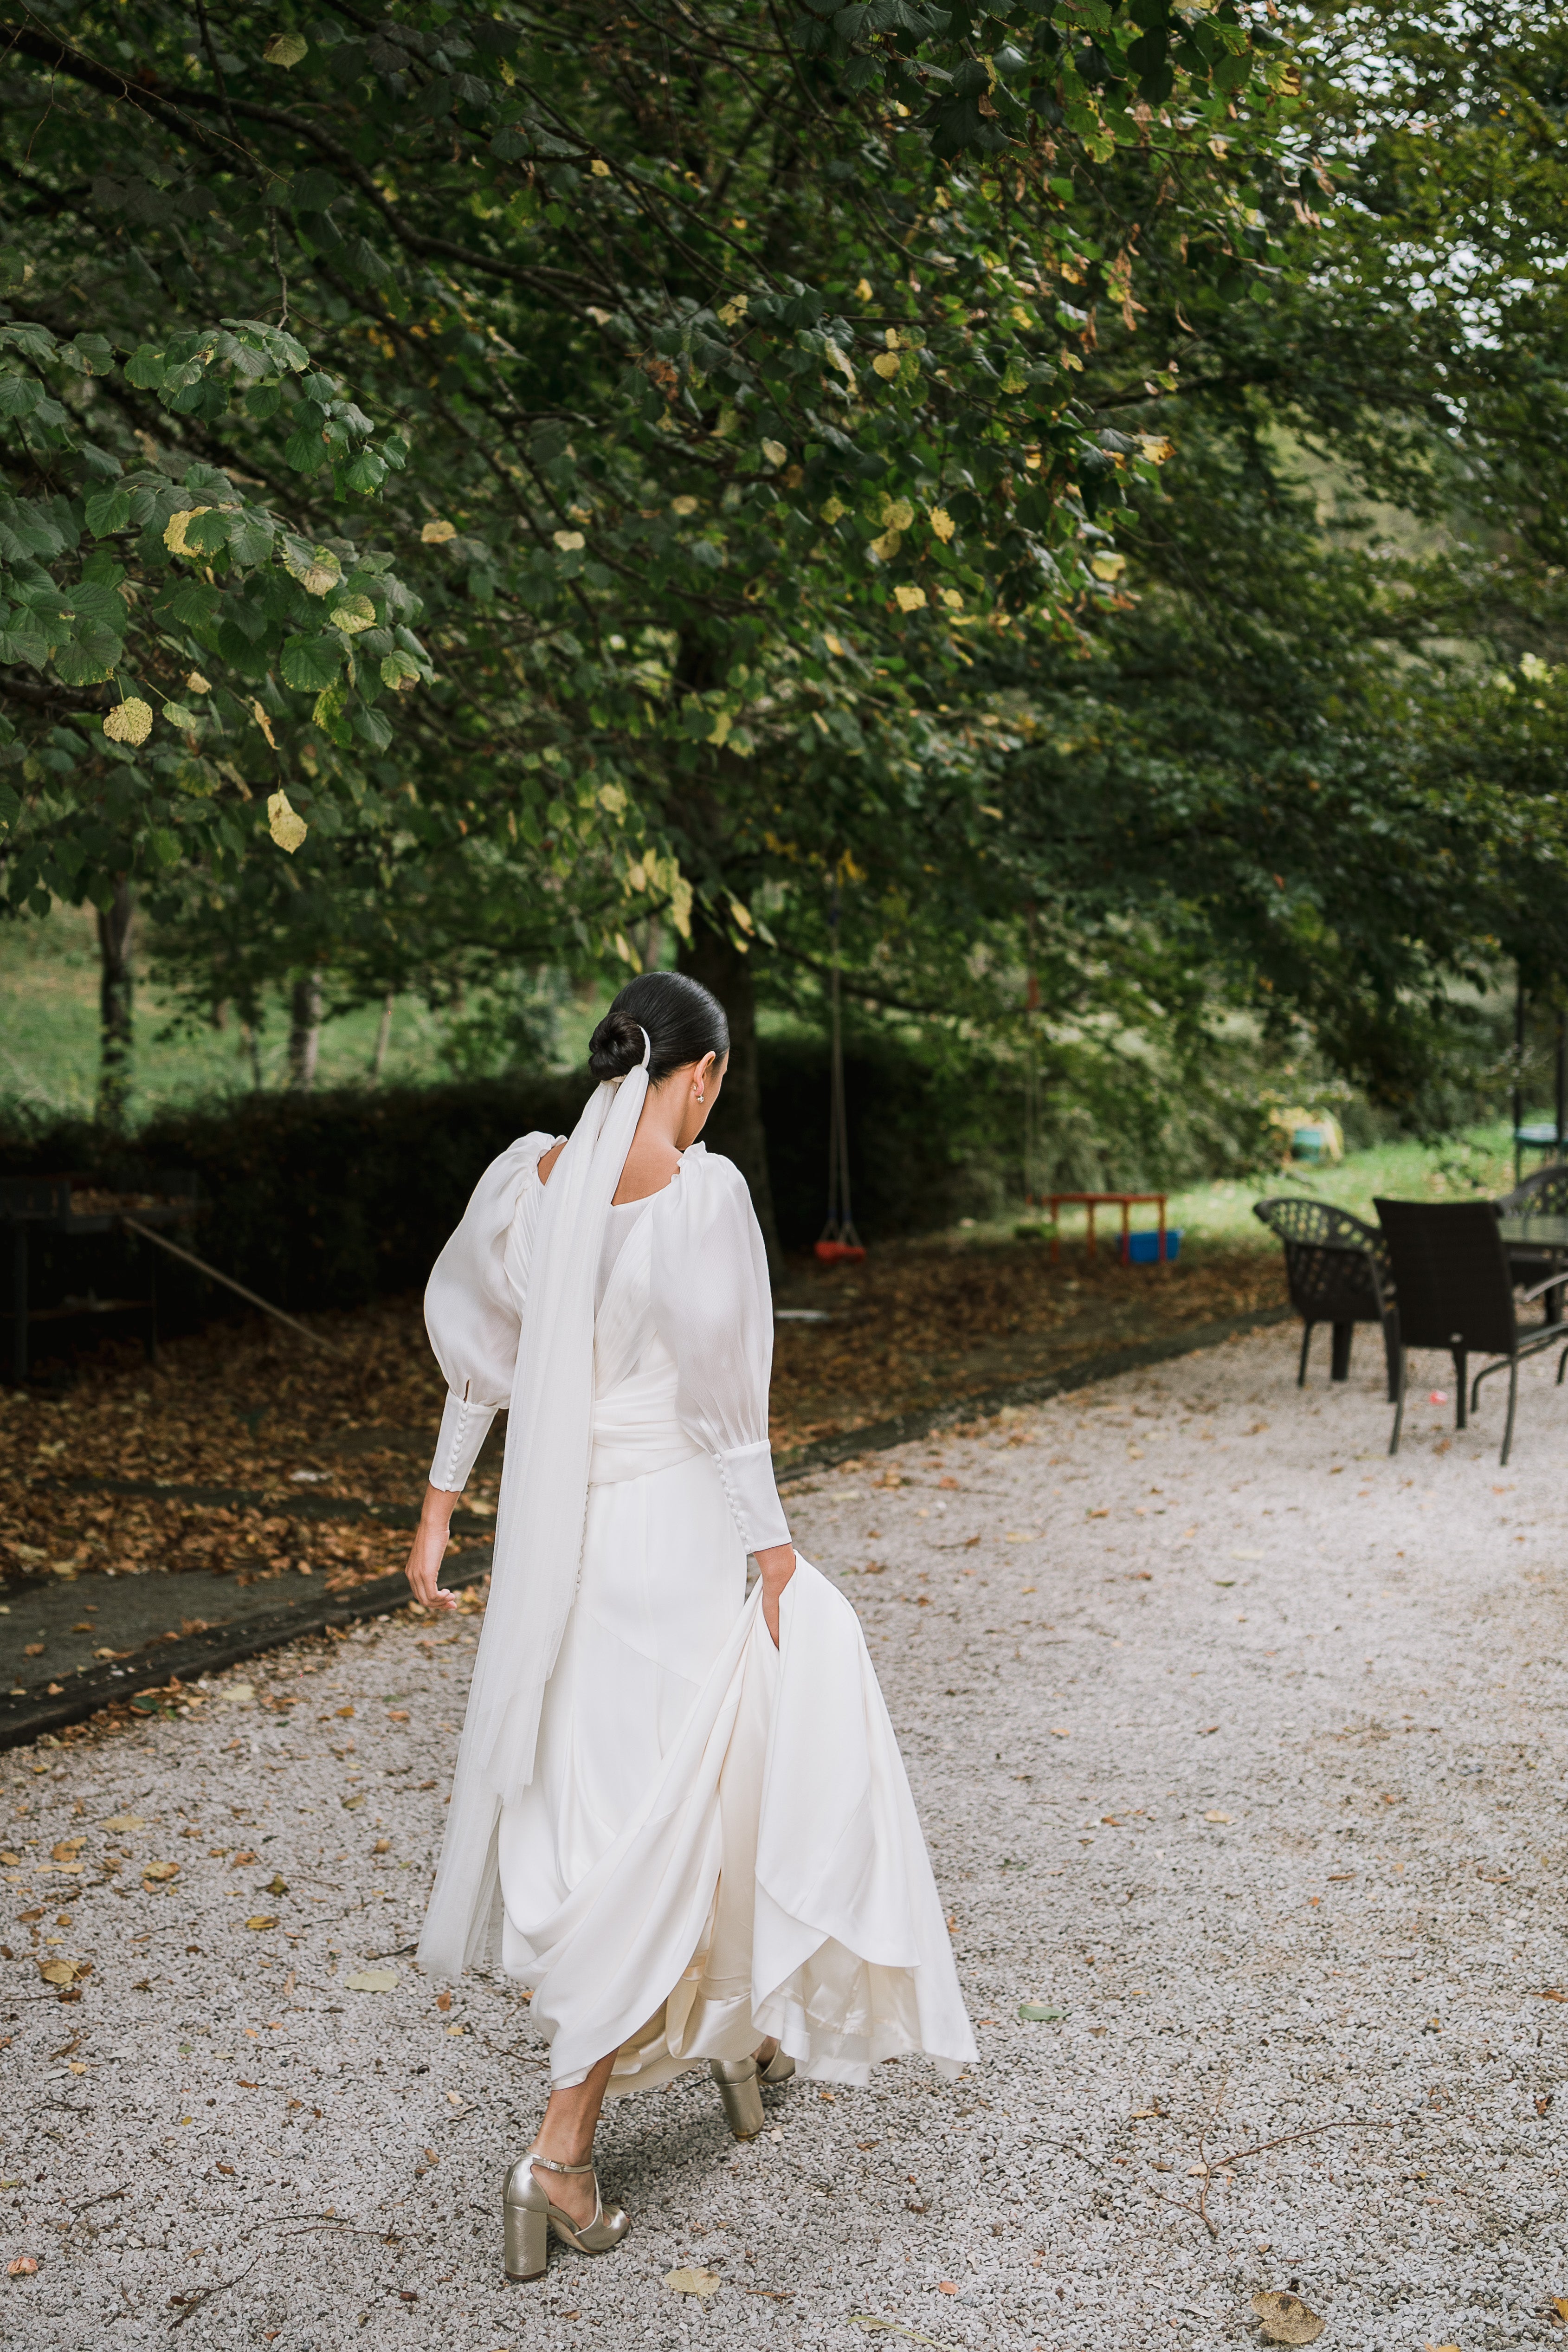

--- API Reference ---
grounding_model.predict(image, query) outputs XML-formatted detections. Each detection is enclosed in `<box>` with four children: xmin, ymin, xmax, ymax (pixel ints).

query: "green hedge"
<box><xmin>0</xmin><ymin>1026</ymin><xmax>1265</xmax><ymax>1326</ymax></box>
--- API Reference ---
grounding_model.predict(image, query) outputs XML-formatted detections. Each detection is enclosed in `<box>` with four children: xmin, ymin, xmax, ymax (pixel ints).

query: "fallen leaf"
<box><xmin>1533</xmin><ymin>1988</ymin><xmax>1567</xmax><ymax>2003</ymax></box>
<box><xmin>7</xmin><ymin>2256</ymin><xmax>37</xmax><ymax>2277</ymax></box>
<box><xmin>936</xmin><ymin>2280</ymin><xmax>960</xmax><ymax>2294</ymax></box>
<box><xmin>245</xmin><ymin>1916</ymin><xmax>278</xmax><ymax>1932</ymax></box>
<box><xmin>1204</xmin><ymin>1810</ymin><xmax>1232</xmax><ymax>1824</ymax></box>
<box><xmin>142</xmin><ymin>1860</ymin><xmax>180</xmax><ymax>1883</ymax></box>
<box><xmin>664</xmin><ymin>2267</ymin><xmax>723</xmax><ymax>2297</ymax></box>
<box><xmin>38</xmin><ymin>1960</ymin><xmax>77</xmax><ymax>1986</ymax></box>
<box><xmin>1552</xmin><ymin>2298</ymin><xmax>1568</xmax><ymax>2322</ymax></box>
<box><xmin>1252</xmin><ymin>2289</ymin><xmax>1326</xmax><ymax>2345</ymax></box>
<box><xmin>264</xmin><ymin>1874</ymin><xmax>288</xmax><ymax>1896</ymax></box>
<box><xmin>344</xmin><ymin>1968</ymin><xmax>397</xmax><ymax>1993</ymax></box>
<box><xmin>1018</xmin><ymin>2003</ymin><xmax>1063</xmax><ymax>2022</ymax></box>
<box><xmin>48</xmin><ymin>1842</ymin><xmax>83</xmax><ymax>1863</ymax></box>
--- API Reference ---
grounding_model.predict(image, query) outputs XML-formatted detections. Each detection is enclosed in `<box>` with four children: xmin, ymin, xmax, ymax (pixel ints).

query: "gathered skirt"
<box><xmin>496</xmin><ymin>1450</ymin><xmax>976</xmax><ymax>2094</ymax></box>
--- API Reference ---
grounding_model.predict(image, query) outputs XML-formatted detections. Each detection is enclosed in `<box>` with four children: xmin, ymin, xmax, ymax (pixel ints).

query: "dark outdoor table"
<box><xmin>1497</xmin><ymin>1213</ymin><xmax>1568</xmax><ymax>1325</ymax></box>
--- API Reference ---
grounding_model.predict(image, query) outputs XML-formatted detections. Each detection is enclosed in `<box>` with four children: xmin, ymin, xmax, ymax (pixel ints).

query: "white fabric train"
<box><xmin>416</xmin><ymin>1110</ymin><xmax>977</xmax><ymax>2091</ymax></box>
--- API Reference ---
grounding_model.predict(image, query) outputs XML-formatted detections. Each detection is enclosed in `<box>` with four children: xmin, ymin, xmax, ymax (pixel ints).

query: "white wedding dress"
<box><xmin>418</xmin><ymin>1117</ymin><xmax>975</xmax><ymax>2097</ymax></box>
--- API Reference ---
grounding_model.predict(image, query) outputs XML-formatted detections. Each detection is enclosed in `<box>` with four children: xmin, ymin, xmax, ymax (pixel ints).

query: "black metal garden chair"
<box><xmin>1374</xmin><ymin>1197</ymin><xmax>1568</xmax><ymax>1465</ymax></box>
<box><xmin>1252</xmin><ymin>1195</ymin><xmax>1400</xmax><ymax>1399</ymax></box>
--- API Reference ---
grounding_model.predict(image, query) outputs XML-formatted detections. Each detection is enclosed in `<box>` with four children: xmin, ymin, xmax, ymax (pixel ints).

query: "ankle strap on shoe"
<box><xmin>529</xmin><ymin>2152</ymin><xmax>596</xmax><ymax>2177</ymax></box>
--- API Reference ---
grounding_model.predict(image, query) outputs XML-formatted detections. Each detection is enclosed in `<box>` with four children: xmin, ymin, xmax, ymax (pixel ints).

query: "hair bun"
<box><xmin>587</xmin><ymin>1006</ymin><xmax>644</xmax><ymax>1081</ymax></box>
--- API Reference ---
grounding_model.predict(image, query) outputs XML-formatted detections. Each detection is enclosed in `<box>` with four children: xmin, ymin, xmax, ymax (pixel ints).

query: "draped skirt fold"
<box><xmin>496</xmin><ymin>1449</ymin><xmax>976</xmax><ymax>2094</ymax></box>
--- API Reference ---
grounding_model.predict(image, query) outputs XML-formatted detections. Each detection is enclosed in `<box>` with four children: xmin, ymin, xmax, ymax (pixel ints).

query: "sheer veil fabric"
<box><xmin>419</xmin><ymin>1046</ymin><xmax>651</xmax><ymax>1976</ymax></box>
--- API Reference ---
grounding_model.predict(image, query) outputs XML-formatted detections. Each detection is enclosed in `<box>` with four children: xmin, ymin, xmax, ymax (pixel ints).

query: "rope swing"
<box><xmin>815</xmin><ymin>878</ymin><xmax>866</xmax><ymax>1265</ymax></box>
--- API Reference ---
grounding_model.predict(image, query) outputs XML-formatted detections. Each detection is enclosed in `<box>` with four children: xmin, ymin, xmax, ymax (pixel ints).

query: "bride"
<box><xmin>404</xmin><ymin>970</ymin><xmax>975</xmax><ymax>2282</ymax></box>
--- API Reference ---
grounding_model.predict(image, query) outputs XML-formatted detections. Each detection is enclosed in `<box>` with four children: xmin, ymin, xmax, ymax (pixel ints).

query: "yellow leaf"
<box><xmin>39</xmin><ymin>1959</ymin><xmax>77</xmax><ymax>1986</ymax></box>
<box><xmin>854</xmin><ymin>277</ymin><xmax>874</xmax><ymax>301</ymax></box>
<box><xmin>671</xmin><ymin>495</ymin><xmax>699</xmax><ymax>517</ymax></box>
<box><xmin>103</xmin><ymin>698</ymin><xmax>153</xmax><ymax>747</ymax></box>
<box><xmin>824</xmin><ymin>632</ymin><xmax>845</xmax><ymax>656</ymax></box>
<box><xmin>420</xmin><ymin>518</ymin><xmax>457</xmax><ymax>544</ymax></box>
<box><xmin>163</xmin><ymin>507</ymin><xmax>210</xmax><ymax>557</ymax></box>
<box><xmin>1090</xmin><ymin>552</ymin><xmax>1126</xmax><ymax>582</ymax></box>
<box><xmin>929</xmin><ymin>507</ymin><xmax>955</xmax><ymax>542</ymax></box>
<box><xmin>729</xmin><ymin>895</ymin><xmax>754</xmax><ymax>934</ymax></box>
<box><xmin>185</xmin><ymin>671</ymin><xmax>212</xmax><ymax>695</ymax></box>
<box><xmin>553</xmin><ymin>529</ymin><xmax>585</xmax><ymax>551</ymax></box>
<box><xmin>598</xmin><ymin>781</ymin><xmax>627</xmax><ymax>813</ymax></box>
<box><xmin>664</xmin><ymin>2268</ymin><xmax>723</xmax><ymax>2298</ymax></box>
<box><xmin>1138</xmin><ymin>435</ymin><xmax>1174</xmax><ymax>465</ymax></box>
<box><xmin>718</xmin><ymin>294</ymin><xmax>748</xmax><ymax>327</ymax></box>
<box><xmin>1251</xmin><ymin>2292</ymin><xmax>1325</xmax><ymax>2346</ymax></box>
<box><xmin>344</xmin><ymin>1967</ymin><xmax>398</xmax><ymax>1991</ymax></box>
<box><xmin>245</xmin><ymin>1915</ymin><xmax>278</xmax><ymax>1932</ymax></box>
<box><xmin>821</xmin><ymin>497</ymin><xmax>846</xmax><ymax>525</ymax></box>
<box><xmin>893</xmin><ymin>584</ymin><xmax>926</xmax><ymax>613</ymax></box>
<box><xmin>264</xmin><ymin>31</ymin><xmax>309</xmax><ymax>66</ymax></box>
<box><xmin>941</xmin><ymin>588</ymin><xmax>964</xmax><ymax>612</ymax></box>
<box><xmin>872</xmin><ymin>352</ymin><xmax>902</xmax><ymax>380</ymax></box>
<box><xmin>267</xmin><ymin>789</ymin><xmax>308</xmax><ymax>855</ymax></box>
<box><xmin>761</xmin><ymin>439</ymin><xmax>787</xmax><ymax>467</ymax></box>
<box><xmin>669</xmin><ymin>872</ymin><xmax>693</xmax><ymax>941</ymax></box>
<box><xmin>142</xmin><ymin>1859</ymin><xmax>180</xmax><ymax>1881</ymax></box>
<box><xmin>1204</xmin><ymin>1809</ymin><xmax>1232</xmax><ymax>1824</ymax></box>
<box><xmin>868</xmin><ymin>529</ymin><xmax>902</xmax><ymax>561</ymax></box>
<box><xmin>884</xmin><ymin>328</ymin><xmax>902</xmax><ymax>350</ymax></box>
<box><xmin>881</xmin><ymin>496</ymin><xmax>914</xmax><ymax>532</ymax></box>
<box><xmin>825</xmin><ymin>343</ymin><xmax>856</xmax><ymax>384</ymax></box>
<box><xmin>283</xmin><ymin>542</ymin><xmax>342</xmax><ymax>597</ymax></box>
<box><xmin>248</xmin><ymin>698</ymin><xmax>277</xmax><ymax>751</ymax></box>
<box><xmin>590</xmin><ymin>157</ymin><xmax>611</xmax><ymax>177</ymax></box>
<box><xmin>708</xmin><ymin>710</ymin><xmax>733</xmax><ymax>748</ymax></box>
<box><xmin>103</xmin><ymin>1813</ymin><xmax>144</xmax><ymax>1832</ymax></box>
<box><xmin>329</xmin><ymin>594</ymin><xmax>376</xmax><ymax>634</ymax></box>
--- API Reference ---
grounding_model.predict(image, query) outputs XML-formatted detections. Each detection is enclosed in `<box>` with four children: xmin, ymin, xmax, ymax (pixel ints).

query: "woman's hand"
<box><xmin>755</xmin><ymin>1541</ymin><xmax>796</xmax><ymax>1649</ymax></box>
<box><xmin>405</xmin><ymin>1484</ymin><xmax>461</xmax><ymax>1613</ymax></box>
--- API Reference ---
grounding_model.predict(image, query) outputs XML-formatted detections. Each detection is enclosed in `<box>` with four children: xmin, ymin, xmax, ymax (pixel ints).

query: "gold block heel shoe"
<box><xmin>502</xmin><ymin>2150</ymin><xmax>630</xmax><ymax>2281</ymax></box>
<box><xmin>710</xmin><ymin>2056</ymin><xmax>765</xmax><ymax>2141</ymax></box>
<box><xmin>759</xmin><ymin>2048</ymin><xmax>795</xmax><ymax>2088</ymax></box>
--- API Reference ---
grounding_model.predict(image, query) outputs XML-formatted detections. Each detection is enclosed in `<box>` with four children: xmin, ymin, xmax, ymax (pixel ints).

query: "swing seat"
<box><xmin>813</xmin><ymin>1238</ymin><xmax>866</xmax><ymax>1265</ymax></box>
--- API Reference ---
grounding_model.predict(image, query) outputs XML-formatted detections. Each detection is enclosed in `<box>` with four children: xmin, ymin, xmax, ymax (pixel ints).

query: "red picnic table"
<box><xmin>1045</xmin><ymin>1191</ymin><xmax>1170</xmax><ymax>1264</ymax></box>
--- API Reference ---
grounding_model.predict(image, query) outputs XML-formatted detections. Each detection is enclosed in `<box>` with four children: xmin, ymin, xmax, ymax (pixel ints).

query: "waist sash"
<box><xmin>590</xmin><ymin>1355</ymin><xmax>701</xmax><ymax>1486</ymax></box>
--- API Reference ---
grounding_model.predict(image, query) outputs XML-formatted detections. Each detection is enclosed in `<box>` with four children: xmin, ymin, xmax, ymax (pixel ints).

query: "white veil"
<box><xmin>418</xmin><ymin>1033</ymin><xmax>652</xmax><ymax>1976</ymax></box>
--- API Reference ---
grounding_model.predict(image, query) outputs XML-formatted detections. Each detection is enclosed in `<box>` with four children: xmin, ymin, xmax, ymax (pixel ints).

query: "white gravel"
<box><xmin>3</xmin><ymin>1322</ymin><xmax>1565</xmax><ymax>2350</ymax></box>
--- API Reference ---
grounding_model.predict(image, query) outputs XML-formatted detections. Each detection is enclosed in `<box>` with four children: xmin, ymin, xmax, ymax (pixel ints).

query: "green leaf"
<box><xmin>148</xmin><ymin>827</ymin><xmax>182</xmax><ymax>866</ymax></box>
<box><xmin>53</xmin><ymin>627</ymin><xmax>123</xmax><ymax>685</ymax></box>
<box><xmin>0</xmin><ymin>375</ymin><xmax>39</xmax><ymax>419</ymax></box>
<box><xmin>245</xmin><ymin>382</ymin><xmax>284</xmax><ymax>421</ymax></box>
<box><xmin>184</xmin><ymin>508</ymin><xmax>234</xmax><ymax>556</ymax></box>
<box><xmin>284</xmin><ymin>427</ymin><xmax>329</xmax><ymax>472</ymax></box>
<box><xmin>69</xmin><ymin>582</ymin><xmax>129</xmax><ymax>631</ymax></box>
<box><xmin>281</xmin><ymin>633</ymin><xmax>345</xmax><ymax>691</ymax></box>
<box><xmin>85</xmin><ymin>486</ymin><xmax>133</xmax><ymax>536</ymax></box>
<box><xmin>228</xmin><ymin>511</ymin><xmax>276</xmax><ymax>568</ymax></box>
<box><xmin>124</xmin><ymin>346</ymin><xmax>168</xmax><ymax>391</ymax></box>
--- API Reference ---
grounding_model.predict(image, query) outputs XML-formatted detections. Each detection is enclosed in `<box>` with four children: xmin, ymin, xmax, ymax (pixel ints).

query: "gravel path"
<box><xmin>3</xmin><ymin>1323</ymin><xmax>1565</xmax><ymax>2350</ymax></box>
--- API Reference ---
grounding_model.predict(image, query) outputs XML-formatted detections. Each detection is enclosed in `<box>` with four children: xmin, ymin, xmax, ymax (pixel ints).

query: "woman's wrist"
<box><xmin>755</xmin><ymin>1540</ymin><xmax>795</xmax><ymax>1587</ymax></box>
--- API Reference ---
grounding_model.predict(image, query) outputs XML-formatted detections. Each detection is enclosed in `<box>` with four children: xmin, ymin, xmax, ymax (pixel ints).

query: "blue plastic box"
<box><xmin>1122</xmin><ymin>1228</ymin><xmax>1181</xmax><ymax>1265</ymax></box>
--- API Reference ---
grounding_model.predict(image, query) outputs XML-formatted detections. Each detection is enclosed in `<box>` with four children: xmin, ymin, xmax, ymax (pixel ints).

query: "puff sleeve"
<box><xmin>651</xmin><ymin>1146</ymin><xmax>792</xmax><ymax>1554</ymax></box>
<box><xmin>423</xmin><ymin>1132</ymin><xmax>556</xmax><ymax>1492</ymax></box>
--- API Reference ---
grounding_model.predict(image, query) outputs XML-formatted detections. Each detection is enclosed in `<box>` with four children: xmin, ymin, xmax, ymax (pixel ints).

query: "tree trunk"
<box><xmin>289</xmin><ymin>972</ymin><xmax>322</xmax><ymax>1093</ymax></box>
<box><xmin>678</xmin><ymin>915</ymin><xmax>781</xmax><ymax>1271</ymax></box>
<box><xmin>368</xmin><ymin>990</ymin><xmax>394</xmax><ymax>1084</ymax></box>
<box><xmin>95</xmin><ymin>878</ymin><xmax>135</xmax><ymax>1129</ymax></box>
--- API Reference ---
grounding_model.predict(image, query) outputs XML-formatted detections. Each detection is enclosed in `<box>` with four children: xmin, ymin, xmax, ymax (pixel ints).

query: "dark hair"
<box><xmin>587</xmin><ymin>971</ymin><xmax>729</xmax><ymax>1085</ymax></box>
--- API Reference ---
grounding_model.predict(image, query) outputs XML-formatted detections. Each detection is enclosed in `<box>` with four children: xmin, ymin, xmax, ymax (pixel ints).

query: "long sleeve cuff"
<box><xmin>714</xmin><ymin>1437</ymin><xmax>791</xmax><ymax>1554</ymax></box>
<box><xmin>430</xmin><ymin>1391</ymin><xmax>497</xmax><ymax>1494</ymax></box>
